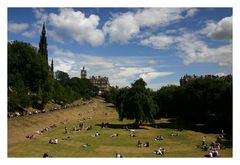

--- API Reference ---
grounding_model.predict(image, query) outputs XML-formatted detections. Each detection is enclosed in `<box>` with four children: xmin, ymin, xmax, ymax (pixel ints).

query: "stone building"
<box><xmin>89</xmin><ymin>75</ymin><xmax>110</xmax><ymax>93</ymax></box>
<box><xmin>80</xmin><ymin>66</ymin><xmax>110</xmax><ymax>93</ymax></box>
<box><xmin>81</xmin><ymin>66</ymin><xmax>87</xmax><ymax>79</ymax></box>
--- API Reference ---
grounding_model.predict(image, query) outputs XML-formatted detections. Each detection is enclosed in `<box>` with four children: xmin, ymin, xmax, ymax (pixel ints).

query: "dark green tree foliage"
<box><xmin>55</xmin><ymin>70</ymin><xmax>70</xmax><ymax>83</ymax></box>
<box><xmin>153</xmin><ymin>85</ymin><xmax>179</xmax><ymax>118</ymax></box>
<box><xmin>8</xmin><ymin>41</ymin><xmax>98</xmax><ymax>112</ymax></box>
<box><xmin>8</xmin><ymin>41</ymin><xmax>49</xmax><ymax>111</ymax></box>
<box><xmin>154</xmin><ymin>76</ymin><xmax>232</xmax><ymax>135</ymax></box>
<box><xmin>115</xmin><ymin>78</ymin><xmax>158</xmax><ymax>126</ymax></box>
<box><xmin>105</xmin><ymin>86</ymin><xmax>119</xmax><ymax>104</ymax></box>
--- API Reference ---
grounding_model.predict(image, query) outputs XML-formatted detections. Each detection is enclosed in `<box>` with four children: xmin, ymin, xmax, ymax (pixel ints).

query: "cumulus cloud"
<box><xmin>176</xmin><ymin>33</ymin><xmax>232</xmax><ymax>66</ymax></box>
<box><xmin>104</xmin><ymin>8</ymin><xmax>197</xmax><ymax>43</ymax></box>
<box><xmin>141</xmin><ymin>31</ymin><xmax>232</xmax><ymax>66</ymax></box>
<box><xmin>48</xmin><ymin>8</ymin><xmax>104</xmax><ymax>46</ymax></box>
<box><xmin>8</xmin><ymin>22</ymin><xmax>29</xmax><ymax>34</ymax></box>
<box><xmin>139</xmin><ymin>71</ymin><xmax>174</xmax><ymax>82</ymax></box>
<box><xmin>140</xmin><ymin>34</ymin><xmax>175</xmax><ymax>49</ymax></box>
<box><xmin>201</xmin><ymin>16</ymin><xmax>232</xmax><ymax>40</ymax></box>
<box><xmin>104</xmin><ymin>12</ymin><xmax>139</xmax><ymax>43</ymax></box>
<box><xmin>22</xmin><ymin>30</ymin><xmax>36</xmax><ymax>38</ymax></box>
<box><xmin>214</xmin><ymin>72</ymin><xmax>228</xmax><ymax>77</ymax></box>
<box><xmin>49</xmin><ymin>45</ymin><xmax>173</xmax><ymax>88</ymax></box>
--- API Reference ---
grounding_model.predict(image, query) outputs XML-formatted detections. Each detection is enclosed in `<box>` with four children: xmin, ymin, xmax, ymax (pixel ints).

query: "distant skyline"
<box><xmin>8</xmin><ymin>8</ymin><xmax>232</xmax><ymax>90</ymax></box>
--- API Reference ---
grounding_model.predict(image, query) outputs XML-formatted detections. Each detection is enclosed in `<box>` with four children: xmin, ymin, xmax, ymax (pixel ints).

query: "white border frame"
<box><xmin>1</xmin><ymin>0</ymin><xmax>239</xmax><ymax>165</ymax></box>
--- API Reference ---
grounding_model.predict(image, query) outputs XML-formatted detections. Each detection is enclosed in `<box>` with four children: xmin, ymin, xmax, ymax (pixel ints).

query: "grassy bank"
<box><xmin>8</xmin><ymin>98</ymin><xmax>232</xmax><ymax>157</ymax></box>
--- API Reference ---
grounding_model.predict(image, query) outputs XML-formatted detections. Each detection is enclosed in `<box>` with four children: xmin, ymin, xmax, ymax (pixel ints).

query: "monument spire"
<box><xmin>38</xmin><ymin>22</ymin><xmax>48</xmax><ymax>63</ymax></box>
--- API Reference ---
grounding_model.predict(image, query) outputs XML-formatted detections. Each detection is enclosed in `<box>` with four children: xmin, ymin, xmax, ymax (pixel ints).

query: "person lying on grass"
<box><xmin>111</xmin><ymin>133</ymin><xmax>119</xmax><ymax>137</ymax></box>
<box><xmin>170</xmin><ymin>132</ymin><xmax>179</xmax><ymax>136</ymax></box>
<box><xmin>155</xmin><ymin>135</ymin><xmax>164</xmax><ymax>141</ymax></box>
<box><xmin>49</xmin><ymin>138</ymin><xmax>58</xmax><ymax>144</ymax></box>
<box><xmin>62</xmin><ymin>136</ymin><xmax>71</xmax><ymax>141</ymax></box>
<box><xmin>82</xmin><ymin>143</ymin><xmax>91</xmax><ymax>148</ymax></box>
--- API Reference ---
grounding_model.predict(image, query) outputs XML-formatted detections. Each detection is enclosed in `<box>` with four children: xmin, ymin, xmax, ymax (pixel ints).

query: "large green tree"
<box><xmin>116</xmin><ymin>78</ymin><xmax>158</xmax><ymax>127</ymax></box>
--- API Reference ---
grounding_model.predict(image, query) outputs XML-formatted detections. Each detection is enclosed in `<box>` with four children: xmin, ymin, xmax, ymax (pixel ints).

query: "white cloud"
<box><xmin>134</xmin><ymin>8</ymin><xmax>185</xmax><ymax>27</ymax></box>
<box><xmin>148</xmin><ymin>59</ymin><xmax>159</xmax><ymax>65</ymax></box>
<box><xmin>140</xmin><ymin>34</ymin><xmax>175</xmax><ymax>49</ymax></box>
<box><xmin>22</xmin><ymin>30</ymin><xmax>36</xmax><ymax>38</ymax></box>
<box><xmin>139</xmin><ymin>71</ymin><xmax>174</xmax><ymax>82</ymax></box>
<box><xmin>185</xmin><ymin>8</ymin><xmax>199</xmax><ymax>17</ymax></box>
<box><xmin>147</xmin><ymin>82</ymin><xmax>179</xmax><ymax>91</ymax></box>
<box><xmin>214</xmin><ymin>72</ymin><xmax>228</xmax><ymax>77</ymax></box>
<box><xmin>48</xmin><ymin>8</ymin><xmax>104</xmax><ymax>46</ymax></box>
<box><xmin>49</xmin><ymin>45</ymin><xmax>173</xmax><ymax>88</ymax></box>
<box><xmin>176</xmin><ymin>33</ymin><xmax>232</xmax><ymax>66</ymax></box>
<box><xmin>141</xmin><ymin>30</ymin><xmax>232</xmax><ymax>66</ymax></box>
<box><xmin>117</xmin><ymin>67</ymin><xmax>154</xmax><ymax>78</ymax></box>
<box><xmin>104</xmin><ymin>8</ymin><xmax>197</xmax><ymax>43</ymax></box>
<box><xmin>8</xmin><ymin>22</ymin><xmax>29</xmax><ymax>34</ymax></box>
<box><xmin>201</xmin><ymin>16</ymin><xmax>232</xmax><ymax>40</ymax></box>
<box><xmin>104</xmin><ymin>12</ymin><xmax>139</xmax><ymax>43</ymax></box>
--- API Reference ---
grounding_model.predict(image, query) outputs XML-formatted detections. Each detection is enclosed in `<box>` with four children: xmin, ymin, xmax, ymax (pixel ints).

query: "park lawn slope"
<box><xmin>8</xmin><ymin>98</ymin><xmax>232</xmax><ymax>157</ymax></box>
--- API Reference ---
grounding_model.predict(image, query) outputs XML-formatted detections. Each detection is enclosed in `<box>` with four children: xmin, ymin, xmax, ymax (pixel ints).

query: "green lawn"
<box><xmin>8</xmin><ymin>98</ymin><xmax>232</xmax><ymax>157</ymax></box>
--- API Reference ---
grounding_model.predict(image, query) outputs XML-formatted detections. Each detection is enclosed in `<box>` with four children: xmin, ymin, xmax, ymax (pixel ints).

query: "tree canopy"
<box><xmin>8</xmin><ymin>41</ymin><xmax>98</xmax><ymax>112</ymax></box>
<box><xmin>105</xmin><ymin>76</ymin><xmax>232</xmax><ymax>137</ymax></box>
<box><xmin>115</xmin><ymin>78</ymin><xmax>158</xmax><ymax>126</ymax></box>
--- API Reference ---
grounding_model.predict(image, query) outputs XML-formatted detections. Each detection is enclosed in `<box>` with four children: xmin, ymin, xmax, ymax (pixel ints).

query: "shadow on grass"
<box><xmin>106</xmin><ymin>105</ymin><xmax>116</xmax><ymax>108</ymax></box>
<box><xmin>95</xmin><ymin>123</ymin><xmax>148</xmax><ymax>130</ymax></box>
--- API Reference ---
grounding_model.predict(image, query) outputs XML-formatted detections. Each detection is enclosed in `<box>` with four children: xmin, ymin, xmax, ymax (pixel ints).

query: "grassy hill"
<box><xmin>8</xmin><ymin>98</ymin><xmax>232</xmax><ymax>157</ymax></box>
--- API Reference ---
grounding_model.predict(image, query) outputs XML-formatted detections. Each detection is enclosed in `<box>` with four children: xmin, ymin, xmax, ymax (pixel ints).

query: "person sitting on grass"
<box><xmin>49</xmin><ymin>138</ymin><xmax>54</xmax><ymax>144</ymax></box>
<box><xmin>43</xmin><ymin>152</ymin><xmax>49</xmax><ymax>158</ymax></box>
<box><xmin>143</xmin><ymin>141</ymin><xmax>149</xmax><ymax>147</ymax></box>
<box><xmin>116</xmin><ymin>153</ymin><xmax>123</xmax><ymax>158</ymax></box>
<box><xmin>154</xmin><ymin>147</ymin><xmax>165</xmax><ymax>155</ymax></box>
<box><xmin>205</xmin><ymin>148</ymin><xmax>220</xmax><ymax>158</ymax></box>
<box><xmin>201</xmin><ymin>136</ymin><xmax>206</xmax><ymax>146</ymax></box>
<box><xmin>137</xmin><ymin>140</ymin><xmax>143</xmax><ymax>148</ymax></box>
<box><xmin>85</xmin><ymin>125</ymin><xmax>92</xmax><ymax>131</ymax></box>
<box><xmin>64</xmin><ymin>127</ymin><xmax>68</xmax><ymax>134</ymax></box>
<box><xmin>95</xmin><ymin>131</ymin><xmax>101</xmax><ymax>137</ymax></box>
<box><xmin>201</xmin><ymin>144</ymin><xmax>209</xmax><ymax>151</ymax></box>
<box><xmin>130</xmin><ymin>132</ymin><xmax>136</xmax><ymax>137</ymax></box>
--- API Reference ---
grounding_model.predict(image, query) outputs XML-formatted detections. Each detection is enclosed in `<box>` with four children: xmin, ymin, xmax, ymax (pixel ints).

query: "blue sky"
<box><xmin>8</xmin><ymin>8</ymin><xmax>232</xmax><ymax>90</ymax></box>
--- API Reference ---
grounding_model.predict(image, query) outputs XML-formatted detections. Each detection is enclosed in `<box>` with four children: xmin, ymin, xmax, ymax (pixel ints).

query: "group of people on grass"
<box><xmin>200</xmin><ymin>130</ymin><xmax>226</xmax><ymax>157</ymax></box>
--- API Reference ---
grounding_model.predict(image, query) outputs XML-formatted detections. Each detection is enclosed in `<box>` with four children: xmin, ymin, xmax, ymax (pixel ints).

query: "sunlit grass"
<box><xmin>8</xmin><ymin>98</ymin><xmax>232</xmax><ymax>157</ymax></box>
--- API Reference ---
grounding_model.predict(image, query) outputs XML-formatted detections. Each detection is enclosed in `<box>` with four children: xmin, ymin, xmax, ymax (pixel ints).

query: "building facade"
<box><xmin>80</xmin><ymin>66</ymin><xmax>110</xmax><ymax>92</ymax></box>
<box><xmin>89</xmin><ymin>75</ymin><xmax>110</xmax><ymax>92</ymax></box>
<box><xmin>81</xmin><ymin>66</ymin><xmax>87</xmax><ymax>79</ymax></box>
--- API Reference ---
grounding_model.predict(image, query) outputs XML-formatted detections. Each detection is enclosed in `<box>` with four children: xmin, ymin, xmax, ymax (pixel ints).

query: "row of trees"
<box><xmin>8</xmin><ymin>41</ymin><xmax>98</xmax><ymax>112</ymax></box>
<box><xmin>105</xmin><ymin>76</ymin><xmax>232</xmax><ymax>135</ymax></box>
